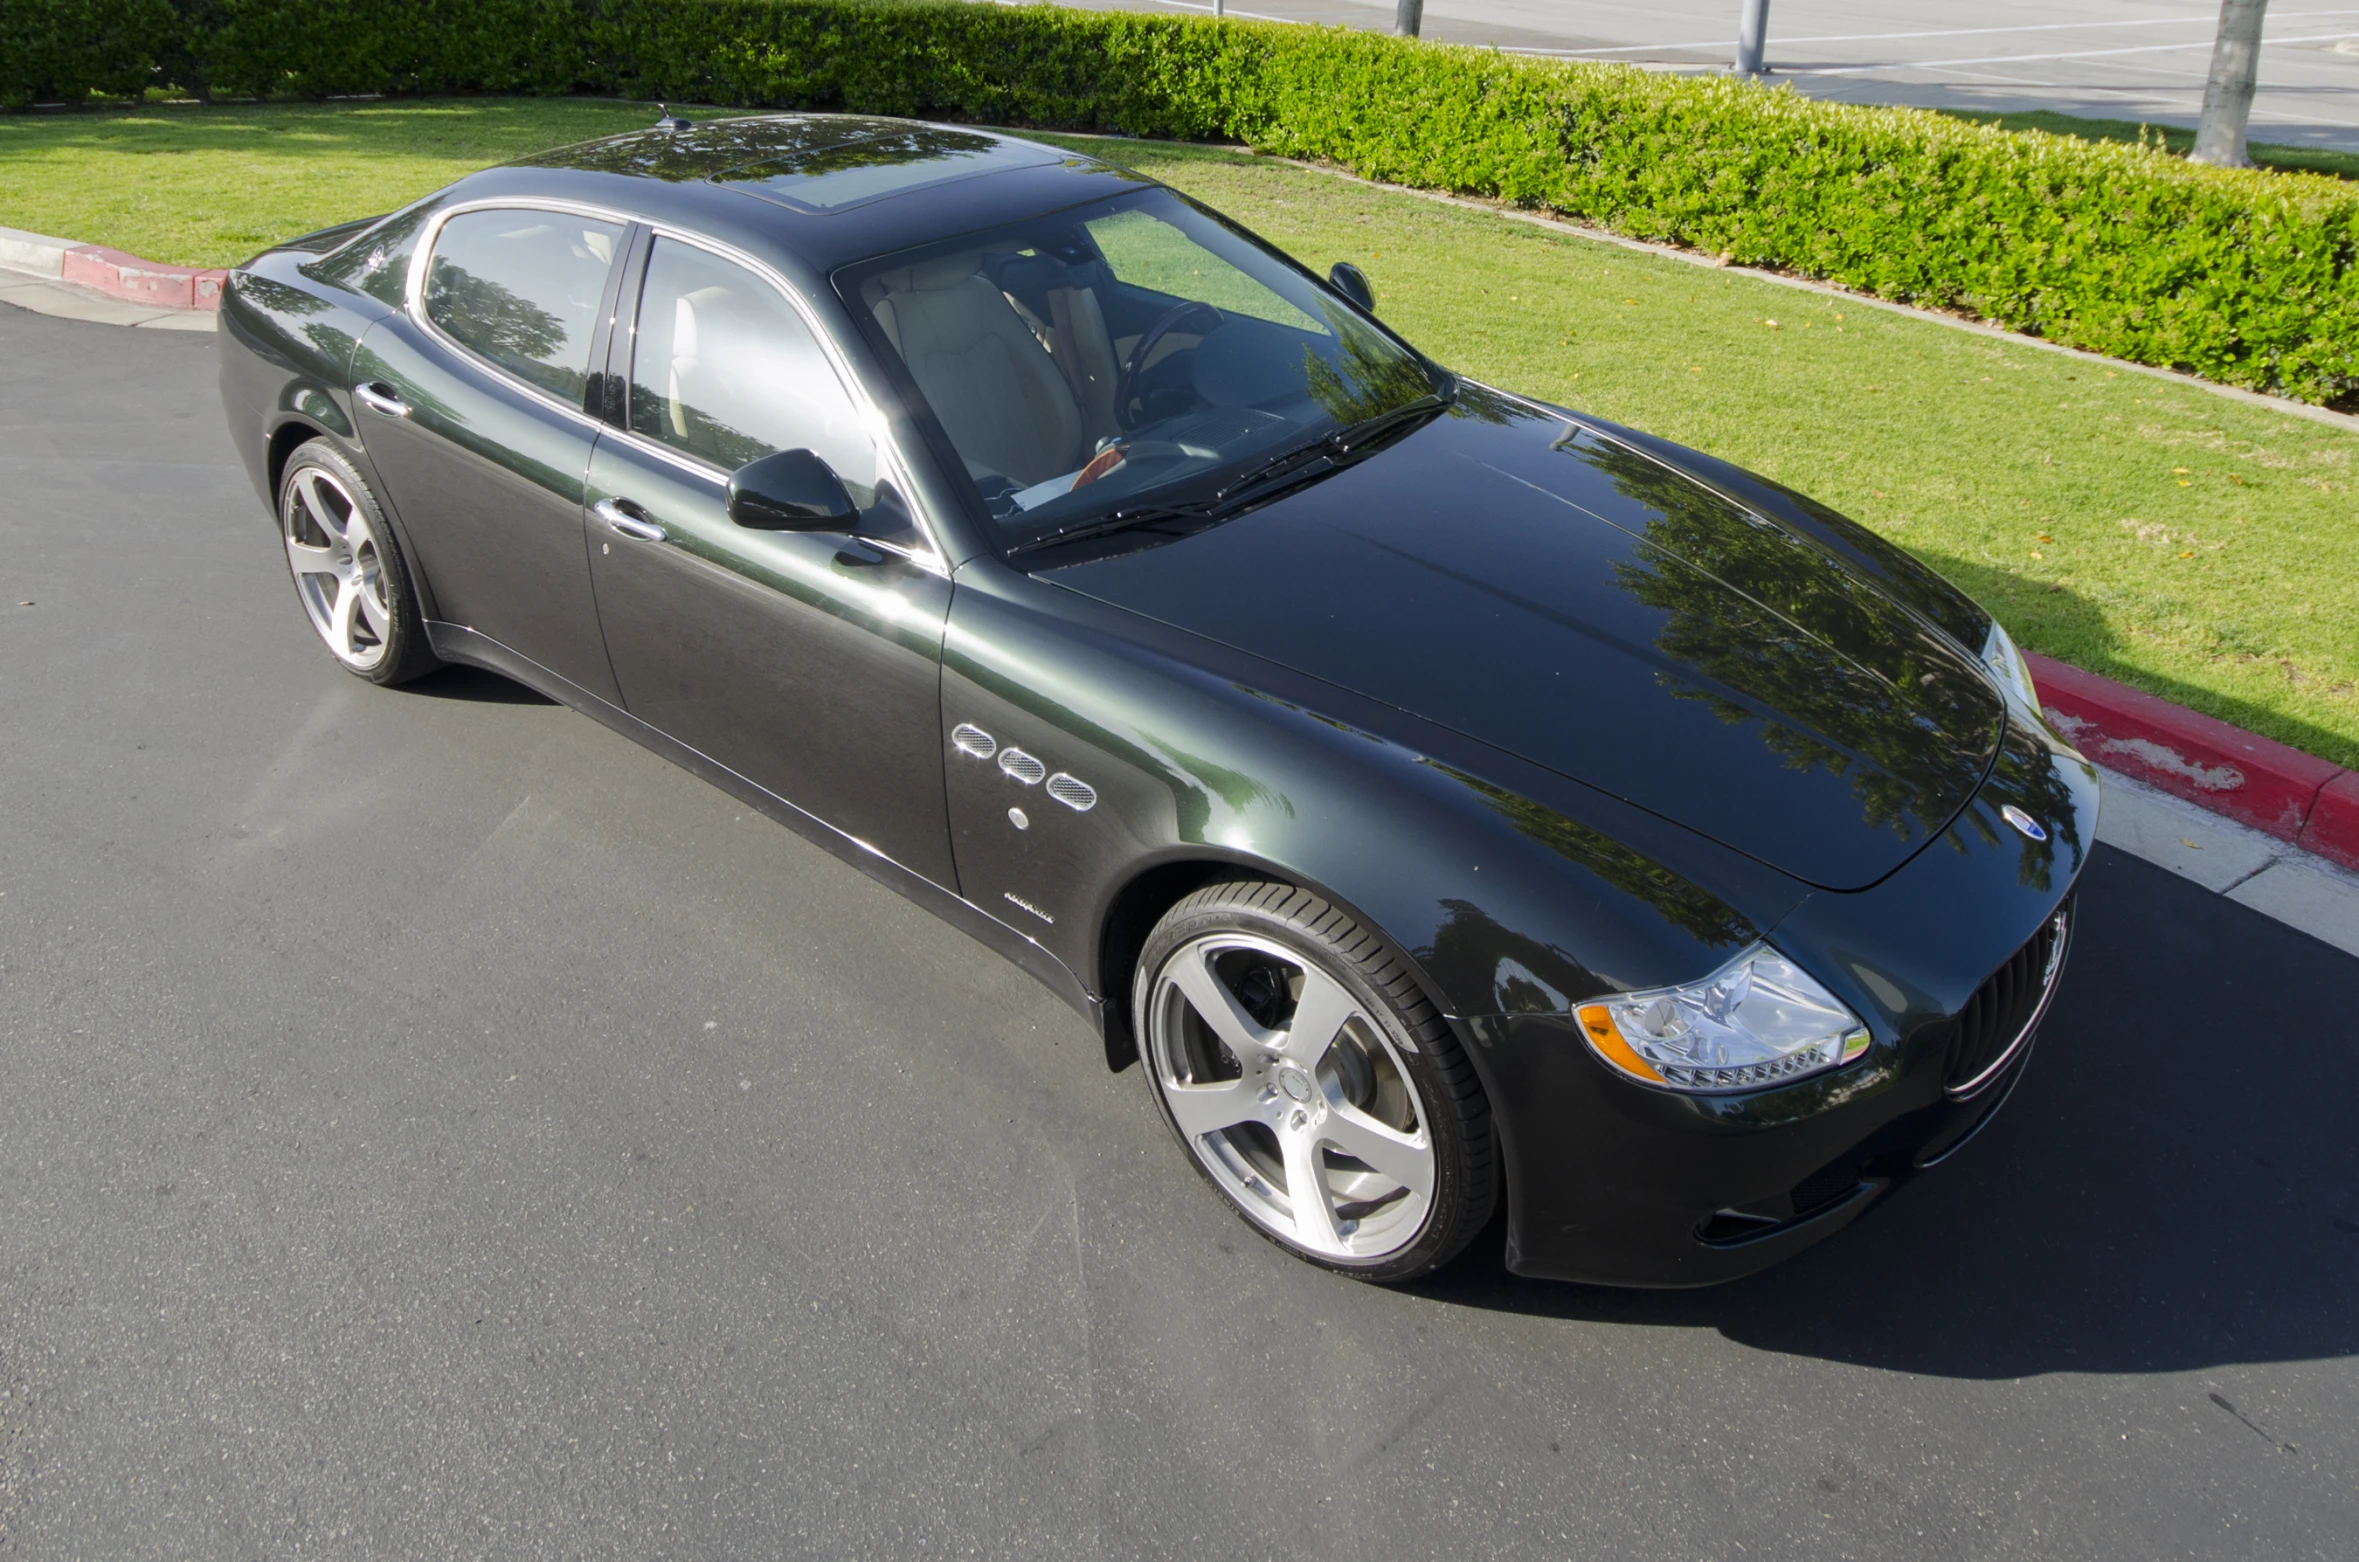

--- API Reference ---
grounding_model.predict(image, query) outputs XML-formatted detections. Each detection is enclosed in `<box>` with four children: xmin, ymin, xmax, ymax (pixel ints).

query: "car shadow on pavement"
<box><xmin>1412</xmin><ymin>845</ymin><xmax>2359</xmax><ymax>1379</ymax></box>
<box><xmin>406</xmin><ymin>665</ymin><xmax>556</xmax><ymax>704</ymax></box>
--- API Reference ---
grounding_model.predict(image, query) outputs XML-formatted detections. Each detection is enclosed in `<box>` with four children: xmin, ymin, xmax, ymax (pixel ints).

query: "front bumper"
<box><xmin>1467</xmin><ymin>714</ymin><xmax>2100</xmax><ymax>1287</ymax></box>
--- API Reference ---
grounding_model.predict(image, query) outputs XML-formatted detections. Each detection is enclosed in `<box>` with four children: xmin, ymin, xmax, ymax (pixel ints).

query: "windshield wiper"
<box><xmin>1003</xmin><ymin>502</ymin><xmax>1215</xmax><ymax>558</ymax></box>
<box><xmin>1331</xmin><ymin>389</ymin><xmax>1453</xmax><ymax>453</ymax></box>
<box><xmin>1004</xmin><ymin>389</ymin><xmax>1453</xmax><ymax>560</ymax></box>
<box><xmin>1211</xmin><ymin>390</ymin><xmax>1454</xmax><ymax>509</ymax></box>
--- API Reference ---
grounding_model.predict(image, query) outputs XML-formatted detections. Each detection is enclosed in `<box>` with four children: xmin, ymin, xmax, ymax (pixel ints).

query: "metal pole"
<box><xmin>1213</xmin><ymin>0</ymin><xmax>1224</xmax><ymax>16</ymax></box>
<box><xmin>1734</xmin><ymin>0</ymin><xmax>1770</xmax><ymax>77</ymax></box>
<box><xmin>1395</xmin><ymin>0</ymin><xmax>1423</xmax><ymax>37</ymax></box>
<box><xmin>2191</xmin><ymin>0</ymin><xmax>2268</xmax><ymax>165</ymax></box>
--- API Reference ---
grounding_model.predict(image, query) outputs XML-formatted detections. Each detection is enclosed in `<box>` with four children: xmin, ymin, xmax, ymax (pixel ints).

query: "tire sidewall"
<box><xmin>1134</xmin><ymin>884</ymin><xmax>1485</xmax><ymax>1282</ymax></box>
<box><xmin>278</xmin><ymin>438</ymin><xmax>432</xmax><ymax>686</ymax></box>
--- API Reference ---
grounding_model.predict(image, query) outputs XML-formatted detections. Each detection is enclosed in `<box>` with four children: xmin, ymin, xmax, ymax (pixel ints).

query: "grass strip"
<box><xmin>0</xmin><ymin>100</ymin><xmax>652</xmax><ymax>267</ymax></box>
<box><xmin>3</xmin><ymin>100</ymin><xmax>2351</xmax><ymax>766</ymax></box>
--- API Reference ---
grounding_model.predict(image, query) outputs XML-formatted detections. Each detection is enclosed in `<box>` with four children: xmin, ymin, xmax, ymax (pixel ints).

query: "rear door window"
<box><xmin>422</xmin><ymin>209</ymin><xmax>624</xmax><ymax>402</ymax></box>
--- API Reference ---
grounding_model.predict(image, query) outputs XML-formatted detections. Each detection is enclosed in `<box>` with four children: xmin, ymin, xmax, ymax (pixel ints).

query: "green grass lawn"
<box><xmin>0</xmin><ymin>99</ymin><xmax>656</xmax><ymax>266</ymax></box>
<box><xmin>4</xmin><ymin>100</ymin><xmax>2355</xmax><ymax>767</ymax></box>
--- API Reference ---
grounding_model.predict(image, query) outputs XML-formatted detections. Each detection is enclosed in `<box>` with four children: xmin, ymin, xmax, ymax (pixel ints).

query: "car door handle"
<box><xmin>594</xmin><ymin>497</ymin><xmax>666</xmax><ymax>543</ymax></box>
<box><xmin>353</xmin><ymin>381</ymin><xmax>411</xmax><ymax>418</ymax></box>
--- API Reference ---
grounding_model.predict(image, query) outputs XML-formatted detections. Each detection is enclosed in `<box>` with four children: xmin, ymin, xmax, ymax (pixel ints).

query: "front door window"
<box><xmin>626</xmin><ymin>238</ymin><xmax>879</xmax><ymax>502</ymax></box>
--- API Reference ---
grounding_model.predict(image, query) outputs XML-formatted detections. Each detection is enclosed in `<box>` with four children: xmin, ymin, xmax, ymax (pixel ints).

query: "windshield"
<box><xmin>840</xmin><ymin>188</ymin><xmax>1443</xmax><ymax>554</ymax></box>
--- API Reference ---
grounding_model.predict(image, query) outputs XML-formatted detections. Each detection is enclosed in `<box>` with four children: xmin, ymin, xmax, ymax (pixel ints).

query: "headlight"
<box><xmin>1577</xmin><ymin>944</ymin><xmax>1872</xmax><ymax>1093</ymax></box>
<box><xmin>1980</xmin><ymin>618</ymin><xmax>2039</xmax><ymax>710</ymax></box>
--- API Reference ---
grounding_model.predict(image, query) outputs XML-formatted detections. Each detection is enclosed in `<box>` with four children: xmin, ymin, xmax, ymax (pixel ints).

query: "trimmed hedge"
<box><xmin>7</xmin><ymin>0</ymin><xmax>2358</xmax><ymax>403</ymax></box>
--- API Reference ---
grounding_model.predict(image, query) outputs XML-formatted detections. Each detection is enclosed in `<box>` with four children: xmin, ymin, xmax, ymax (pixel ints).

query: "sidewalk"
<box><xmin>0</xmin><ymin>224</ymin><xmax>222</xmax><ymax>332</ymax></box>
<box><xmin>0</xmin><ymin>270</ymin><xmax>218</xmax><ymax>331</ymax></box>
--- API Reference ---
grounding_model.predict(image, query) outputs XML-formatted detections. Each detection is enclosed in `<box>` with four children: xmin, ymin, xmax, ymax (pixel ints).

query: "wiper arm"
<box><xmin>1210</xmin><ymin>390</ymin><xmax>1454</xmax><ymax>510</ymax></box>
<box><xmin>1006</xmin><ymin>390</ymin><xmax>1454</xmax><ymax>559</ymax></box>
<box><xmin>1003</xmin><ymin>502</ymin><xmax>1213</xmax><ymax>558</ymax></box>
<box><xmin>1330</xmin><ymin>390</ymin><xmax>1452</xmax><ymax>454</ymax></box>
<box><xmin>1210</xmin><ymin>433</ymin><xmax>1340</xmax><ymax>506</ymax></box>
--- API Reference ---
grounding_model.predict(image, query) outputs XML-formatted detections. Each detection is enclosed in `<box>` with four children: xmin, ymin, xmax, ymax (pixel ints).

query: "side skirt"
<box><xmin>424</xmin><ymin>621</ymin><xmax>1103</xmax><ymax>1031</ymax></box>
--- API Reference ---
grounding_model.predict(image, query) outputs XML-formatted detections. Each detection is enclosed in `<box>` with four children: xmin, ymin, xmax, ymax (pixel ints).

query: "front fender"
<box><xmin>939</xmin><ymin>562</ymin><xmax>1809</xmax><ymax>1028</ymax></box>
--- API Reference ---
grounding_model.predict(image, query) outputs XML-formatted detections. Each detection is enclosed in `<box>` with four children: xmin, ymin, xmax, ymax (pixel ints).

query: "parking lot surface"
<box><xmin>1071</xmin><ymin>0</ymin><xmax>2359</xmax><ymax>152</ymax></box>
<box><xmin>2</xmin><ymin>305</ymin><xmax>2355</xmax><ymax>1558</ymax></box>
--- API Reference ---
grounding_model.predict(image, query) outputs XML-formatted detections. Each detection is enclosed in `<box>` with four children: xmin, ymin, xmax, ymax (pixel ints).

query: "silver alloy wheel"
<box><xmin>281</xmin><ymin>465</ymin><xmax>392</xmax><ymax>671</ymax></box>
<box><xmin>1147</xmin><ymin>932</ymin><xmax>1436</xmax><ymax>1261</ymax></box>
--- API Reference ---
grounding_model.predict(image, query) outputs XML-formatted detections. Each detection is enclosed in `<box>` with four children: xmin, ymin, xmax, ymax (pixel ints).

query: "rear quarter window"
<box><xmin>422</xmin><ymin>209</ymin><xmax>624</xmax><ymax>402</ymax></box>
<box><xmin>305</xmin><ymin>204</ymin><xmax>434</xmax><ymax>311</ymax></box>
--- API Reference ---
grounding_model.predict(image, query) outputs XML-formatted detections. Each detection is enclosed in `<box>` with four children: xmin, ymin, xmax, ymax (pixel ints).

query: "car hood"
<box><xmin>1044</xmin><ymin>392</ymin><xmax>2006</xmax><ymax>891</ymax></box>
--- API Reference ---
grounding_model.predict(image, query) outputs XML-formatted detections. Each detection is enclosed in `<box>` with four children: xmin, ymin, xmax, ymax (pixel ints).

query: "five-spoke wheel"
<box><xmin>1138</xmin><ymin>882</ymin><xmax>1494</xmax><ymax>1281</ymax></box>
<box><xmin>277</xmin><ymin>439</ymin><xmax>435</xmax><ymax>684</ymax></box>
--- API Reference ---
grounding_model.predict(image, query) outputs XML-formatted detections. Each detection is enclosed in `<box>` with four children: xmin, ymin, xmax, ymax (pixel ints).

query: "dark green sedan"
<box><xmin>217</xmin><ymin>113</ymin><xmax>2097</xmax><ymax>1286</ymax></box>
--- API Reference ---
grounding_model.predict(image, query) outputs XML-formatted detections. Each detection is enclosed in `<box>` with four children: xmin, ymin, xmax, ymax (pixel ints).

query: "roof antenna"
<box><xmin>655</xmin><ymin>102</ymin><xmax>692</xmax><ymax>133</ymax></box>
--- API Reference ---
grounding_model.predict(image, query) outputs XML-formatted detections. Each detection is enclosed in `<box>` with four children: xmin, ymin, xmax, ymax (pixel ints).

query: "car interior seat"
<box><xmin>665</xmin><ymin>281</ymin><xmax>854</xmax><ymax>472</ymax></box>
<box><xmin>865</xmin><ymin>253</ymin><xmax>1087</xmax><ymax>486</ymax></box>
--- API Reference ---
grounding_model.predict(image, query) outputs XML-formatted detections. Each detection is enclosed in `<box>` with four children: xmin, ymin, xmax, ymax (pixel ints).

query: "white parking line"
<box><xmin>1785</xmin><ymin>32</ymin><xmax>2359</xmax><ymax>77</ymax></box>
<box><xmin>1541</xmin><ymin>9</ymin><xmax>2359</xmax><ymax>56</ymax></box>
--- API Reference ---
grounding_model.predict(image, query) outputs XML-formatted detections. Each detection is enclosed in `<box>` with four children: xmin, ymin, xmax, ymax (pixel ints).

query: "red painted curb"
<box><xmin>58</xmin><ymin>244</ymin><xmax>225</xmax><ymax>312</ymax></box>
<box><xmin>2299</xmin><ymin>772</ymin><xmax>2359</xmax><ymax>873</ymax></box>
<box><xmin>2025</xmin><ymin>651</ymin><xmax>2358</xmax><ymax>866</ymax></box>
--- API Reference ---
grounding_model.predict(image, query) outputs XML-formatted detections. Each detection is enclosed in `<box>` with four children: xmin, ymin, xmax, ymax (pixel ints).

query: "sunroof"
<box><xmin>716</xmin><ymin>127</ymin><xmax>1066</xmax><ymax>213</ymax></box>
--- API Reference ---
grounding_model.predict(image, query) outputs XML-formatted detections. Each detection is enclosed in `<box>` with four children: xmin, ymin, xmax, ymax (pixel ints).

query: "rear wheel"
<box><xmin>1136</xmin><ymin>881</ymin><xmax>1495</xmax><ymax>1282</ymax></box>
<box><xmin>278</xmin><ymin>439</ymin><xmax>437</xmax><ymax>684</ymax></box>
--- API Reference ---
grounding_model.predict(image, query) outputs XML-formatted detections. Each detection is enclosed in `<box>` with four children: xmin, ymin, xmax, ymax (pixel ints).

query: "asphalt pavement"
<box><xmin>2</xmin><ymin>304</ymin><xmax>2355</xmax><ymax>1559</ymax></box>
<box><xmin>1066</xmin><ymin>0</ymin><xmax>2359</xmax><ymax>152</ymax></box>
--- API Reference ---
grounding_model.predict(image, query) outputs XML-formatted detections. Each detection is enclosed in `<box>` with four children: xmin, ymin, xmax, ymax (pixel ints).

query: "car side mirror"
<box><xmin>1328</xmin><ymin>262</ymin><xmax>1375</xmax><ymax>315</ymax></box>
<box><xmin>727</xmin><ymin>448</ymin><xmax>859</xmax><ymax>531</ymax></box>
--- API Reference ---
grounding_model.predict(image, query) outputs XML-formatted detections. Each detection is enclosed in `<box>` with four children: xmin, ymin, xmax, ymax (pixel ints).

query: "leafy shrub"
<box><xmin>5</xmin><ymin>0</ymin><xmax>2356</xmax><ymax>402</ymax></box>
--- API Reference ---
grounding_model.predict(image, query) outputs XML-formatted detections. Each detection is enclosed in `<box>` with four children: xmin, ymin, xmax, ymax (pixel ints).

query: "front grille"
<box><xmin>1945</xmin><ymin>902</ymin><xmax>2071</xmax><ymax>1097</ymax></box>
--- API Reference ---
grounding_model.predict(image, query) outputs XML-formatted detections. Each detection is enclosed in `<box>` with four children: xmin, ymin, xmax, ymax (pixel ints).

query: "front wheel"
<box><xmin>277</xmin><ymin>438</ymin><xmax>438</xmax><ymax>684</ymax></box>
<box><xmin>1135</xmin><ymin>881</ymin><xmax>1496</xmax><ymax>1283</ymax></box>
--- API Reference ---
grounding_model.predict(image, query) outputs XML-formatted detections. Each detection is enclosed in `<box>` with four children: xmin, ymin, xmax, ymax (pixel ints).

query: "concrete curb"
<box><xmin>2028</xmin><ymin>652</ymin><xmax>2359</xmax><ymax>872</ymax></box>
<box><xmin>0</xmin><ymin>224</ymin><xmax>224</xmax><ymax>311</ymax></box>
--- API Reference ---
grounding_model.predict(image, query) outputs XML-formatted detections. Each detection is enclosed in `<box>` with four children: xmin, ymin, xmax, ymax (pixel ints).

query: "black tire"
<box><xmin>1135</xmin><ymin>880</ymin><xmax>1496</xmax><ymax>1283</ymax></box>
<box><xmin>276</xmin><ymin>438</ymin><xmax>439</xmax><ymax>686</ymax></box>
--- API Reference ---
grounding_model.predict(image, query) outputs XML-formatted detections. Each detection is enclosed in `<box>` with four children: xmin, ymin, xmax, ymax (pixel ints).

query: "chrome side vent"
<box><xmin>1046</xmin><ymin>772</ymin><xmax>1097</xmax><ymax>812</ymax></box>
<box><xmin>951</xmin><ymin>723</ymin><xmax>997</xmax><ymax>759</ymax></box>
<box><xmin>998</xmin><ymin>747</ymin><xmax>1046</xmax><ymax>785</ymax></box>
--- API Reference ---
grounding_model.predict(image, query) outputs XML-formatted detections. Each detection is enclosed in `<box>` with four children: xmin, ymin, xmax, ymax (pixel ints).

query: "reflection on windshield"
<box><xmin>842</xmin><ymin>189</ymin><xmax>1441</xmax><ymax>553</ymax></box>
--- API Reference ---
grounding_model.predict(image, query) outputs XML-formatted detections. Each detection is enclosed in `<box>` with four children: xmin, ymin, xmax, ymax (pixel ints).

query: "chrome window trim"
<box><xmin>617</xmin><ymin>222</ymin><xmax>949</xmax><ymax>575</ymax></box>
<box><xmin>406</xmin><ymin>199</ymin><xmax>950</xmax><ymax>577</ymax></box>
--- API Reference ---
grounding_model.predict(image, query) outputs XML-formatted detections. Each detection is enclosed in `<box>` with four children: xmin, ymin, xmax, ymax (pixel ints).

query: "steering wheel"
<box><xmin>1114</xmin><ymin>301</ymin><xmax>1222</xmax><ymax>430</ymax></box>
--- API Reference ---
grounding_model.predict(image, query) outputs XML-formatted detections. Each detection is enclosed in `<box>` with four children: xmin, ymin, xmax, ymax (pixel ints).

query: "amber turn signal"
<box><xmin>1578</xmin><ymin>1004</ymin><xmax>1665</xmax><ymax>1084</ymax></box>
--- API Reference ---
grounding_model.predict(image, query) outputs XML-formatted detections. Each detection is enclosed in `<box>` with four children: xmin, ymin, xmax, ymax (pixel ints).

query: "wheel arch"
<box><xmin>266</xmin><ymin>416</ymin><xmax>441</xmax><ymax>625</ymax></box>
<box><xmin>266</xmin><ymin>415</ymin><xmax>332</xmax><ymax>506</ymax></box>
<box><xmin>1086</xmin><ymin>848</ymin><xmax>1472</xmax><ymax>1085</ymax></box>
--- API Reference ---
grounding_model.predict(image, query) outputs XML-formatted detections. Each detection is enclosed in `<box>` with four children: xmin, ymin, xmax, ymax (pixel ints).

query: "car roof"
<box><xmin>455</xmin><ymin>113</ymin><xmax>1160</xmax><ymax>274</ymax></box>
